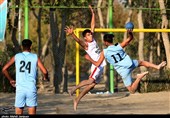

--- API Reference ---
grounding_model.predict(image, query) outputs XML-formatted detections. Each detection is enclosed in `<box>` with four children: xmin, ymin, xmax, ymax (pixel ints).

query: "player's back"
<box><xmin>104</xmin><ymin>43</ymin><xmax>133</xmax><ymax>70</ymax></box>
<box><xmin>15</xmin><ymin>51</ymin><xmax>38</xmax><ymax>91</ymax></box>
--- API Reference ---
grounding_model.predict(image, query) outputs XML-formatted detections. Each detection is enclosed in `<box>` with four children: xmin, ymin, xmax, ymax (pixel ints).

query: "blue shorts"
<box><xmin>117</xmin><ymin>60</ymin><xmax>139</xmax><ymax>87</ymax></box>
<box><xmin>15</xmin><ymin>89</ymin><xmax>37</xmax><ymax>108</ymax></box>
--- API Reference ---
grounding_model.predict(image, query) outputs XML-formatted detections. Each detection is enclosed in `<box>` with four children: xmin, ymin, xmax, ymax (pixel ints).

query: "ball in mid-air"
<box><xmin>125</xmin><ymin>22</ymin><xmax>134</xmax><ymax>30</ymax></box>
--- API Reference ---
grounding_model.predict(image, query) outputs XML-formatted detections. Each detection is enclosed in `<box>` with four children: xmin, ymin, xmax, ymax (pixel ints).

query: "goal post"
<box><xmin>74</xmin><ymin>28</ymin><xmax>170</xmax><ymax>96</ymax></box>
<box><xmin>76</xmin><ymin>28</ymin><xmax>170</xmax><ymax>33</ymax></box>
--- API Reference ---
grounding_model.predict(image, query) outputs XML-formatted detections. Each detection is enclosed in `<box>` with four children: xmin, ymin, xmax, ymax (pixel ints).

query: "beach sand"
<box><xmin>0</xmin><ymin>83</ymin><xmax>169</xmax><ymax>115</ymax></box>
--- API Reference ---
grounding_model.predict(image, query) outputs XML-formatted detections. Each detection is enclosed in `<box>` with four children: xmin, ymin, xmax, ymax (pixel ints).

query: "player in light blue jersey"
<box><xmin>2</xmin><ymin>39</ymin><xmax>48</xmax><ymax>115</ymax></box>
<box><xmin>85</xmin><ymin>30</ymin><xmax>166</xmax><ymax>94</ymax></box>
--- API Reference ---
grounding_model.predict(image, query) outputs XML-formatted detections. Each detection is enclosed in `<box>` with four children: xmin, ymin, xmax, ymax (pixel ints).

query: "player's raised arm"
<box><xmin>120</xmin><ymin>30</ymin><xmax>133</xmax><ymax>48</ymax></box>
<box><xmin>120</xmin><ymin>22</ymin><xmax>134</xmax><ymax>48</ymax></box>
<box><xmin>64</xmin><ymin>26</ymin><xmax>87</xmax><ymax>50</ymax></box>
<box><xmin>89</xmin><ymin>5</ymin><xmax>95</xmax><ymax>33</ymax></box>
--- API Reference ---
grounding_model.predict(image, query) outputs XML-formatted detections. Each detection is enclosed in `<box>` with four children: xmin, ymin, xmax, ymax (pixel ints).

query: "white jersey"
<box><xmin>85</xmin><ymin>39</ymin><xmax>106</xmax><ymax>83</ymax></box>
<box><xmin>85</xmin><ymin>39</ymin><xmax>106</xmax><ymax>67</ymax></box>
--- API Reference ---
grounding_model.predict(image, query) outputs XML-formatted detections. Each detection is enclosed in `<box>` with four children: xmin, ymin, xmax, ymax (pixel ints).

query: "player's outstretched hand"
<box><xmin>43</xmin><ymin>77</ymin><xmax>50</xmax><ymax>82</ymax></box>
<box><xmin>64</xmin><ymin>26</ymin><xmax>74</xmax><ymax>36</ymax></box>
<box><xmin>127</xmin><ymin>29</ymin><xmax>133</xmax><ymax>36</ymax></box>
<box><xmin>127</xmin><ymin>29</ymin><xmax>133</xmax><ymax>32</ymax></box>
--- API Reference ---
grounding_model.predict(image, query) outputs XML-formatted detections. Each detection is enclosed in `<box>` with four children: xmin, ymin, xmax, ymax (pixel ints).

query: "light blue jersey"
<box><xmin>15</xmin><ymin>52</ymin><xmax>38</xmax><ymax>91</ymax></box>
<box><xmin>103</xmin><ymin>43</ymin><xmax>139</xmax><ymax>87</ymax></box>
<box><xmin>14</xmin><ymin>52</ymin><xmax>38</xmax><ymax>107</ymax></box>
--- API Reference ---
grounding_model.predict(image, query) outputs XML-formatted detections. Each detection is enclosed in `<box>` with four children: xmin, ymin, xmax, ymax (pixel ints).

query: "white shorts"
<box><xmin>89</xmin><ymin>65</ymin><xmax>104</xmax><ymax>84</ymax></box>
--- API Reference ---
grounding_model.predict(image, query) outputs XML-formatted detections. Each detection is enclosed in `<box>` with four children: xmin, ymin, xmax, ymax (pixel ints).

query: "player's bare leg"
<box><xmin>15</xmin><ymin>107</ymin><xmax>23</xmax><ymax>115</ymax></box>
<box><xmin>69</xmin><ymin>78</ymin><xmax>94</xmax><ymax>96</ymax></box>
<box><xmin>28</xmin><ymin>107</ymin><xmax>36</xmax><ymax>115</ymax></box>
<box><xmin>127</xmin><ymin>71</ymin><xmax>149</xmax><ymax>94</ymax></box>
<box><xmin>74</xmin><ymin>83</ymin><xmax>96</xmax><ymax>111</ymax></box>
<box><xmin>139</xmin><ymin>61</ymin><xmax>166</xmax><ymax>70</ymax></box>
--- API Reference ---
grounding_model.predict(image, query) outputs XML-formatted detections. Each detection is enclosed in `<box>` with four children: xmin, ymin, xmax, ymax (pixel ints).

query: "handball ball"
<box><xmin>125</xmin><ymin>22</ymin><xmax>134</xmax><ymax>30</ymax></box>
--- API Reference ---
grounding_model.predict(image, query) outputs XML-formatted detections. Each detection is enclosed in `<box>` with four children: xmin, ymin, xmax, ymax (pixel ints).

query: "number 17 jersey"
<box><xmin>15</xmin><ymin>52</ymin><xmax>38</xmax><ymax>91</ymax></box>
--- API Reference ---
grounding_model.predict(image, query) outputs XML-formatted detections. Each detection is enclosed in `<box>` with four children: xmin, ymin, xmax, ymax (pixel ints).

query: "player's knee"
<box><xmin>138</xmin><ymin>60</ymin><xmax>143</xmax><ymax>66</ymax></box>
<box><xmin>88</xmin><ymin>78</ymin><xmax>95</xmax><ymax>84</ymax></box>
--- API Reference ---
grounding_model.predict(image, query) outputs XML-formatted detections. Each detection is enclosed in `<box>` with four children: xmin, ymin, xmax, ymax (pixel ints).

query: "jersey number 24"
<box><xmin>19</xmin><ymin>61</ymin><xmax>31</xmax><ymax>73</ymax></box>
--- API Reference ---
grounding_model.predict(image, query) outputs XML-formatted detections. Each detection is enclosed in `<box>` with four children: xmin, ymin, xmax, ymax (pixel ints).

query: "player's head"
<box><xmin>22</xmin><ymin>39</ymin><xmax>32</xmax><ymax>51</ymax></box>
<box><xmin>103</xmin><ymin>34</ymin><xmax>114</xmax><ymax>46</ymax></box>
<box><xmin>82</xmin><ymin>29</ymin><xmax>93</xmax><ymax>42</ymax></box>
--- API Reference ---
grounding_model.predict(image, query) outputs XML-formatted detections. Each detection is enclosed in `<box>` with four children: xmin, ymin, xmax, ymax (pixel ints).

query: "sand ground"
<box><xmin>0</xmin><ymin>84</ymin><xmax>170</xmax><ymax>115</ymax></box>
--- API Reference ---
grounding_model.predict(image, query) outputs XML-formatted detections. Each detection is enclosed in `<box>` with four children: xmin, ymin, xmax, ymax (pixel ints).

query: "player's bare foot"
<box><xmin>69</xmin><ymin>86</ymin><xmax>76</xmax><ymax>96</ymax></box>
<box><xmin>157</xmin><ymin>61</ymin><xmax>166</xmax><ymax>69</ymax></box>
<box><xmin>136</xmin><ymin>71</ymin><xmax>149</xmax><ymax>80</ymax></box>
<box><xmin>74</xmin><ymin>99</ymin><xmax>78</xmax><ymax>111</ymax></box>
<box><xmin>68</xmin><ymin>90</ymin><xmax>74</xmax><ymax>100</ymax></box>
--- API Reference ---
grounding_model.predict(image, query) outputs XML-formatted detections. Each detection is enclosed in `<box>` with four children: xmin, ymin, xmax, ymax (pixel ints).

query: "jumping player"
<box><xmin>65</xmin><ymin>5</ymin><xmax>106</xmax><ymax>111</ymax></box>
<box><xmin>2</xmin><ymin>39</ymin><xmax>48</xmax><ymax>115</ymax></box>
<box><xmin>85</xmin><ymin>30</ymin><xmax>167</xmax><ymax>94</ymax></box>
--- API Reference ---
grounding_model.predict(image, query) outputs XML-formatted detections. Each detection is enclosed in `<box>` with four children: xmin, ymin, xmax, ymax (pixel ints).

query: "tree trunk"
<box><xmin>37</xmin><ymin>1</ymin><xmax>42</xmax><ymax>57</ymax></box>
<box><xmin>30</xmin><ymin>0</ymin><xmax>44</xmax><ymax>93</ymax></box>
<box><xmin>49</xmin><ymin>8</ymin><xmax>60</xmax><ymax>93</ymax></box>
<box><xmin>157</xmin><ymin>33</ymin><xmax>161</xmax><ymax>62</ymax></box>
<box><xmin>137</xmin><ymin>7</ymin><xmax>147</xmax><ymax>72</ymax></box>
<box><xmin>123</xmin><ymin>0</ymin><xmax>132</xmax><ymax>41</ymax></box>
<box><xmin>59</xmin><ymin>9</ymin><xmax>67</xmax><ymax>93</ymax></box>
<box><xmin>97</xmin><ymin>0</ymin><xmax>109</xmax><ymax>92</ymax></box>
<box><xmin>29</xmin><ymin>0</ymin><xmax>42</xmax><ymax>57</ymax></box>
<box><xmin>158</xmin><ymin>0</ymin><xmax>170</xmax><ymax>69</ymax></box>
<box><xmin>11</xmin><ymin>0</ymin><xmax>21</xmax><ymax>53</ymax></box>
<box><xmin>137</xmin><ymin>6</ymin><xmax>147</xmax><ymax>92</ymax></box>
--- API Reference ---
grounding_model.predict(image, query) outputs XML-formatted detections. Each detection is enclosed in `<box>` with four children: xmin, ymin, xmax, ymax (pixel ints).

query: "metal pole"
<box><xmin>75</xmin><ymin>29</ymin><xmax>80</xmax><ymax>97</ymax></box>
<box><xmin>8</xmin><ymin>5</ymin><xmax>170</xmax><ymax>11</ymax></box>
<box><xmin>75</xmin><ymin>28</ymin><xmax>170</xmax><ymax>32</ymax></box>
<box><xmin>24</xmin><ymin>0</ymin><xmax>29</xmax><ymax>39</ymax></box>
<box><xmin>109</xmin><ymin>0</ymin><xmax>114</xmax><ymax>93</ymax></box>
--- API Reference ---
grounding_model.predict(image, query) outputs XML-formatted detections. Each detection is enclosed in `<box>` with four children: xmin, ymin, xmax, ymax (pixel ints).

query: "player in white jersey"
<box><xmin>85</xmin><ymin>30</ymin><xmax>166</xmax><ymax>94</ymax></box>
<box><xmin>2</xmin><ymin>39</ymin><xmax>48</xmax><ymax>115</ymax></box>
<box><xmin>65</xmin><ymin>5</ymin><xmax>106</xmax><ymax>111</ymax></box>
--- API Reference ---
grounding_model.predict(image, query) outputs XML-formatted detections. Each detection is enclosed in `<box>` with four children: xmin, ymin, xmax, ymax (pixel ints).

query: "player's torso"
<box><xmin>85</xmin><ymin>39</ymin><xmax>106</xmax><ymax>67</ymax></box>
<box><xmin>15</xmin><ymin>52</ymin><xmax>38</xmax><ymax>90</ymax></box>
<box><xmin>104</xmin><ymin>44</ymin><xmax>133</xmax><ymax>69</ymax></box>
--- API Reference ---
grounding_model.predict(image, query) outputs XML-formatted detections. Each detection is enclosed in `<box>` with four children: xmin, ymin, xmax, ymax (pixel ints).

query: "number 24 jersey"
<box><xmin>15</xmin><ymin>52</ymin><xmax>38</xmax><ymax>91</ymax></box>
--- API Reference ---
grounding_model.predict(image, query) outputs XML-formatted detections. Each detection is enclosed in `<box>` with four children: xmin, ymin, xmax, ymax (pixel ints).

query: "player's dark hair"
<box><xmin>103</xmin><ymin>34</ymin><xmax>114</xmax><ymax>43</ymax></box>
<box><xmin>82</xmin><ymin>29</ymin><xmax>92</xmax><ymax>37</ymax></box>
<box><xmin>22</xmin><ymin>39</ymin><xmax>32</xmax><ymax>50</ymax></box>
